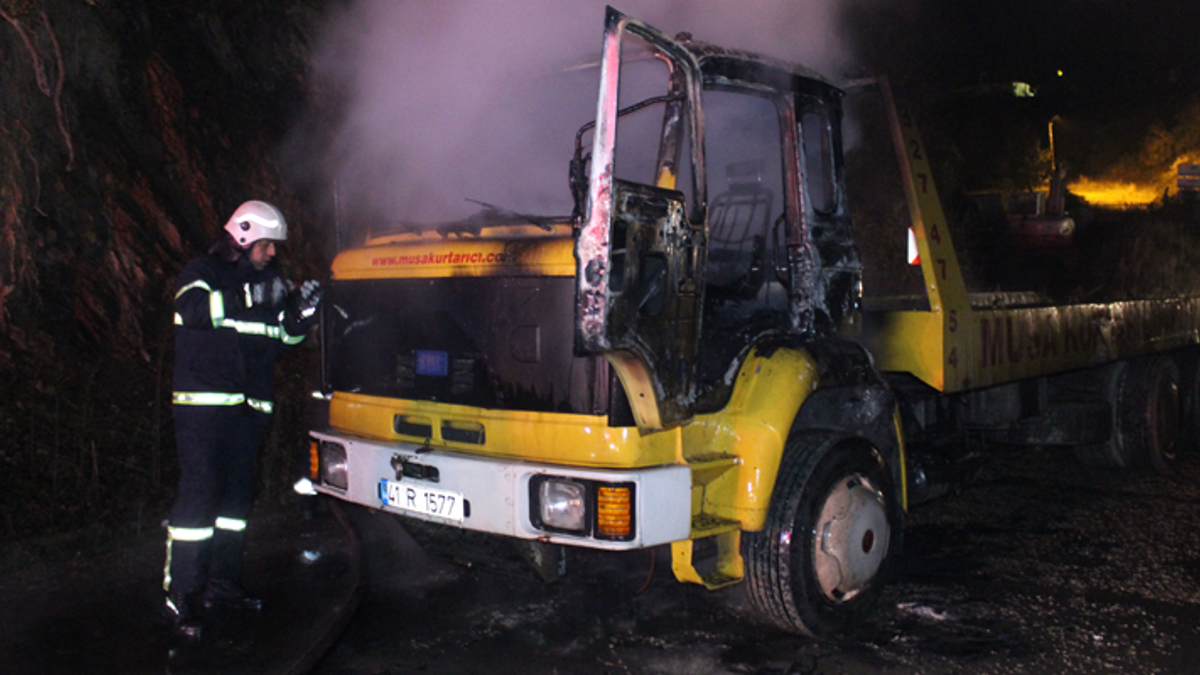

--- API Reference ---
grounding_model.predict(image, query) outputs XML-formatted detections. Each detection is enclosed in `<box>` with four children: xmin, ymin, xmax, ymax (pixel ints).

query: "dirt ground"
<box><xmin>316</xmin><ymin>444</ymin><xmax>1200</xmax><ymax>675</ymax></box>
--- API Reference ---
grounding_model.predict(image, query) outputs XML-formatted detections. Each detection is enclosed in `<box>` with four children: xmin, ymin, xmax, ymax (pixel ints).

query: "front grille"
<box><xmin>324</xmin><ymin>277</ymin><xmax>606</xmax><ymax>415</ymax></box>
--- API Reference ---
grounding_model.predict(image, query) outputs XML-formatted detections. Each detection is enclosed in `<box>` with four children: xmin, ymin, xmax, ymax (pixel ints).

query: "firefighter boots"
<box><xmin>162</xmin><ymin>589</ymin><xmax>203</xmax><ymax>640</ymax></box>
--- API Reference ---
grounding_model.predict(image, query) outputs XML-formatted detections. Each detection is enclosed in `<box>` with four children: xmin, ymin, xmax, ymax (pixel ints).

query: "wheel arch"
<box><xmin>792</xmin><ymin>339</ymin><xmax>907</xmax><ymax>511</ymax></box>
<box><xmin>685</xmin><ymin>338</ymin><xmax>905</xmax><ymax>533</ymax></box>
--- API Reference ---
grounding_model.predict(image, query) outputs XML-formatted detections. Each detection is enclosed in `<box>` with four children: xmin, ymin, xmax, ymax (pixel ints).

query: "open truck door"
<box><xmin>575</xmin><ymin>7</ymin><xmax>706</xmax><ymax>432</ymax></box>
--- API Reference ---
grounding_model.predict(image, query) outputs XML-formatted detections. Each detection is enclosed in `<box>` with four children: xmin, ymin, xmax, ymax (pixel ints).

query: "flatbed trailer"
<box><xmin>856</xmin><ymin>76</ymin><xmax>1200</xmax><ymax>479</ymax></box>
<box><xmin>307</xmin><ymin>7</ymin><xmax>1200</xmax><ymax>638</ymax></box>
<box><xmin>863</xmin><ymin>77</ymin><xmax>1200</xmax><ymax>393</ymax></box>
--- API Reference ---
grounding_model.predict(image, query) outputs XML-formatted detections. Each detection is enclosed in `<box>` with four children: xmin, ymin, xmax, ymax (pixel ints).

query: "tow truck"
<box><xmin>307</xmin><ymin>8</ymin><xmax>1200</xmax><ymax>636</ymax></box>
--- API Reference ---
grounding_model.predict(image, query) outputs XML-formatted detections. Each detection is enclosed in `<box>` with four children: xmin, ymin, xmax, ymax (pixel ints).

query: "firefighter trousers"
<box><xmin>164</xmin><ymin>405</ymin><xmax>268</xmax><ymax>596</ymax></box>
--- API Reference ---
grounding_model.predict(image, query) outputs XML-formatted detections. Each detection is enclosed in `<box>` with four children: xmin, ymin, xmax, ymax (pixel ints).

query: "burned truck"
<box><xmin>307</xmin><ymin>8</ymin><xmax>1200</xmax><ymax>637</ymax></box>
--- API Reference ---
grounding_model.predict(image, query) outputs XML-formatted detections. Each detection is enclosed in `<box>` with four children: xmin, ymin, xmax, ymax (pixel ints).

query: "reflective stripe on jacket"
<box><xmin>172</xmin><ymin>254</ymin><xmax>310</xmax><ymax>413</ymax></box>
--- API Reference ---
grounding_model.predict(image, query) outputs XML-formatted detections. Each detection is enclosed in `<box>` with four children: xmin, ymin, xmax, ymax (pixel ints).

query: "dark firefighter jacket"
<box><xmin>172</xmin><ymin>253</ymin><xmax>308</xmax><ymax>415</ymax></box>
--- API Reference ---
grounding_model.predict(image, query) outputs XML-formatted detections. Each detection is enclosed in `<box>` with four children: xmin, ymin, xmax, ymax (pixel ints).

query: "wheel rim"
<box><xmin>811</xmin><ymin>473</ymin><xmax>890</xmax><ymax>602</ymax></box>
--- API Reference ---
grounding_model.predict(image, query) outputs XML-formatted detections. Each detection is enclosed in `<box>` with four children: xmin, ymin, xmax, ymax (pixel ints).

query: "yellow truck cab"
<box><xmin>308</xmin><ymin>8</ymin><xmax>1200</xmax><ymax>638</ymax></box>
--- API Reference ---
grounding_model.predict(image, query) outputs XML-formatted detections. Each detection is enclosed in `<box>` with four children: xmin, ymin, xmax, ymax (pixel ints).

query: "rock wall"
<box><xmin>1</xmin><ymin>0</ymin><xmax>330</xmax><ymax>357</ymax></box>
<box><xmin>0</xmin><ymin>0</ymin><xmax>332</xmax><ymax>539</ymax></box>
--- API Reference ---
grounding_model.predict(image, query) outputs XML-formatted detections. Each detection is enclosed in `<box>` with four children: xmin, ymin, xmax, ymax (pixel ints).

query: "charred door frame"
<box><xmin>575</xmin><ymin>7</ymin><xmax>706</xmax><ymax>431</ymax></box>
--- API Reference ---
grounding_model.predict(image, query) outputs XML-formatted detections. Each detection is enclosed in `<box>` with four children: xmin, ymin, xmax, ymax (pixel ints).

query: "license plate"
<box><xmin>380</xmin><ymin>479</ymin><xmax>464</xmax><ymax>522</ymax></box>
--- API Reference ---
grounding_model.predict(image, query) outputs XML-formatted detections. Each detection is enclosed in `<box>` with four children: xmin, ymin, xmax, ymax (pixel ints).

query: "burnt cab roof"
<box><xmin>679</xmin><ymin>36</ymin><xmax>844</xmax><ymax>103</ymax></box>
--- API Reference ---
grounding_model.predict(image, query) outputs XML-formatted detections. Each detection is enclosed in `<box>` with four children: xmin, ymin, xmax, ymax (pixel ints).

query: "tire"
<box><xmin>1175</xmin><ymin>348</ymin><xmax>1200</xmax><ymax>453</ymax></box>
<box><xmin>744</xmin><ymin>432</ymin><xmax>901</xmax><ymax>637</ymax></box>
<box><xmin>1137</xmin><ymin>357</ymin><xmax>1182</xmax><ymax>471</ymax></box>
<box><xmin>1075</xmin><ymin>356</ymin><xmax>1181</xmax><ymax>472</ymax></box>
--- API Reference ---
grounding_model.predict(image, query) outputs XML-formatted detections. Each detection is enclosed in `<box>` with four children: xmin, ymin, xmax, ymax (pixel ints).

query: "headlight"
<box><xmin>319</xmin><ymin>441</ymin><xmax>348</xmax><ymax>490</ymax></box>
<box><xmin>539</xmin><ymin>479</ymin><xmax>586</xmax><ymax>532</ymax></box>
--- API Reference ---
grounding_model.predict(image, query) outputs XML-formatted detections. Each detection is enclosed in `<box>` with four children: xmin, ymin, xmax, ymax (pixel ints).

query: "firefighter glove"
<box><xmin>291</xmin><ymin>280</ymin><xmax>324</xmax><ymax>320</ymax></box>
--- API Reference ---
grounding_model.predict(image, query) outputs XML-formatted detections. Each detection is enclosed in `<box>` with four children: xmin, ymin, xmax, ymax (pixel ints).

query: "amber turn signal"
<box><xmin>596</xmin><ymin>486</ymin><xmax>632</xmax><ymax>538</ymax></box>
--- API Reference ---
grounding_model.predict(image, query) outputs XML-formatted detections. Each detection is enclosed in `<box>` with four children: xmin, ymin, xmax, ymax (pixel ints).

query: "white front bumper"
<box><xmin>311</xmin><ymin>431</ymin><xmax>692</xmax><ymax>550</ymax></box>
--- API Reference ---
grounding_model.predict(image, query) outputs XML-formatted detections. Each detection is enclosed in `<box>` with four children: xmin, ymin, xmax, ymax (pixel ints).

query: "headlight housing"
<box><xmin>318</xmin><ymin>440</ymin><xmax>348</xmax><ymax>490</ymax></box>
<box><xmin>530</xmin><ymin>476</ymin><xmax>635</xmax><ymax>541</ymax></box>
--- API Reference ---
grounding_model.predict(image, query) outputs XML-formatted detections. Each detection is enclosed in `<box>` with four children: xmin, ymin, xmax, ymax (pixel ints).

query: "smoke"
<box><xmin>297</xmin><ymin>1</ymin><xmax>857</xmax><ymax>230</ymax></box>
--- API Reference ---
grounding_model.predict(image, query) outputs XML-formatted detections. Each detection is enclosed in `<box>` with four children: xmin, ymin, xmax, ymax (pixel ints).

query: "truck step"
<box><xmin>687</xmin><ymin>453</ymin><xmax>739</xmax><ymax>487</ymax></box>
<box><xmin>690</xmin><ymin>512</ymin><xmax>741</xmax><ymax>538</ymax></box>
<box><xmin>697</xmin><ymin>571</ymin><xmax>743</xmax><ymax>589</ymax></box>
<box><xmin>671</xmin><ymin>529</ymin><xmax>744</xmax><ymax>590</ymax></box>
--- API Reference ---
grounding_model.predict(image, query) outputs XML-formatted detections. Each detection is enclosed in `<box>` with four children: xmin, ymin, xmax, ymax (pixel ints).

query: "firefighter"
<box><xmin>162</xmin><ymin>200</ymin><xmax>323</xmax><ymax>638</ymax></box>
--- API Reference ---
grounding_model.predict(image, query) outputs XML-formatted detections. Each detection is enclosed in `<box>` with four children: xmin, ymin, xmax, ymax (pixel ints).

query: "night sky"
<box><xmin>858</xmin><ymin>0</ymin><xmax>1200</xmax><ymax>182</ymax></box>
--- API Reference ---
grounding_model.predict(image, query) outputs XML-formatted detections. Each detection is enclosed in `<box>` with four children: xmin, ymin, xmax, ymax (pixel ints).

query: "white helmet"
<box><xmin>224</xmin><ymin>200</ymin><xmax>288</xmax><ymax>247</ymax></box>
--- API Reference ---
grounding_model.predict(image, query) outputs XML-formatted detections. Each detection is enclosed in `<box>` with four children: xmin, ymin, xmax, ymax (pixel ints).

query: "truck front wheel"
<box><xmin>744</xmin><ymin>432</ymin><xmax>901</xmax><ymax>637</ymax></box>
